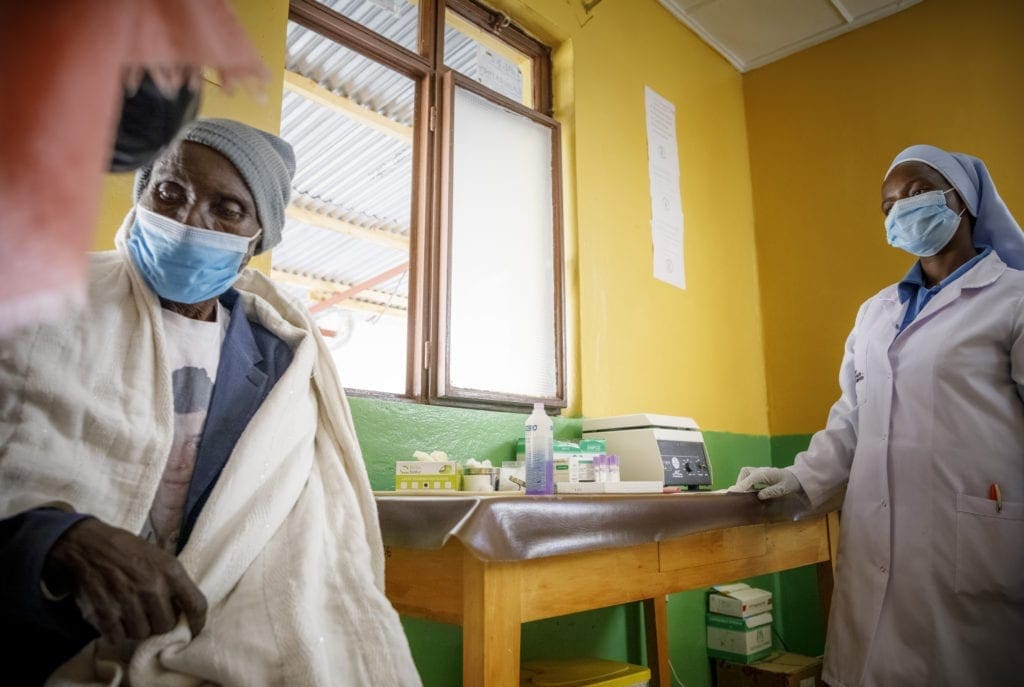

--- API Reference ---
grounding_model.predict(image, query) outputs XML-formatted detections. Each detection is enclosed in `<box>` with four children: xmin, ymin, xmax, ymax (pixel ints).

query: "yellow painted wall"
<box><xmin>494</xmin><ymin>0</ymin><xmax>769</xmax><ymax>433</ymax></box>
<box><xmin>91</xmin><ymin>0</ymin><xmax>289</xmax><ymax>276</ymax></box>
<box><xmin>745</xmin><ymin>0</ymin><xmax>1024</xmax><ymax>435</ymax></box>
<box><xmin>574</xmin><ymin>0</ymin><xmax>767</xmax><ymax>433</ymax></box>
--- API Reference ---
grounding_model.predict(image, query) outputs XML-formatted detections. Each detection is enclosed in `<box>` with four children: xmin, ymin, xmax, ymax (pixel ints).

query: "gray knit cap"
<box><xmin>134</xmin><ymin>118</ymin><xmax>295</xmax><ymax>254</ymax></box>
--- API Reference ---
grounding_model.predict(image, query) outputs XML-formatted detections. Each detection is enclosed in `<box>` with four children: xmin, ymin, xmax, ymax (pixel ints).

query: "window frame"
<box><xmin>287</xmin><ymin>0</ymin><xmax>565</xmax><ymax>411</ymax></box>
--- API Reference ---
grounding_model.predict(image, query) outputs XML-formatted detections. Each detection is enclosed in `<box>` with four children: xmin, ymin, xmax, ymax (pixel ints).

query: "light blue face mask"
<box><xmin>885</xmin><ymin>188</ymin><xmax>966</xmax><ymax>257</ymax></box>
<box><xmin>128</xmin><ymin>206</ymin><xmax>259</xmax><ymax>304</ymax></box>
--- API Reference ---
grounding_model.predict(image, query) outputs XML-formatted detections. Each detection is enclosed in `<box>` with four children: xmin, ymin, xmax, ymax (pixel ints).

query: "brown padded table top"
<box><xmin>374</xmin><ymin>491</ymin><xmax>824</xmax><ymax>562</ymax></box>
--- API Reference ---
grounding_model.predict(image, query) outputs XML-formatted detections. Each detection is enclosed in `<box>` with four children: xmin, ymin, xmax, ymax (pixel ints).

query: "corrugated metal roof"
<box><xmin>272</xmin><ymin>7</ymin><xmax>519</xmax><ymax>316</ymax></box>
<box><xmin>306</xmin><ymin>0</ymin><xmax>420</xmax><ymax>55</ymax></box>
<box><xmin>283</xmin><ymin>92</ymin><xmax>412</xmax><ymax>234</ymax></box>
<box><xmin>275</xmin><ymin>15</ymin><xmax>418</xmax><ymax>312</ymax></box>
<box><xmin>274</xmin><ymin>219</ymin><xmax>408</xmax><ymax>288</ymax></box>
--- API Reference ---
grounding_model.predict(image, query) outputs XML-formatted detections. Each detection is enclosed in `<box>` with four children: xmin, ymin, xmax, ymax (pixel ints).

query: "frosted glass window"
<box><xmin>448</xmin><ymin>87</ymin><xmax>557</xmax><ymax>398</ymax></box>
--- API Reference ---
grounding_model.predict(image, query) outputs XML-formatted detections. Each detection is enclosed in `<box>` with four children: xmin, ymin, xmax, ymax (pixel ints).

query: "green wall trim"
<box><xmin>769</xmin><ymin>433</ymin><xmax>814</xmax><ymax>469</ymax></box>
<box><xmin>349</xmin><ymin>399</ymin><xmax>823</xmax><ymax>686</ymax></box>
<box><xmin>701</xmin><ymin>431</ymin><xmax>772</xmax><ymax>489</ymax></box>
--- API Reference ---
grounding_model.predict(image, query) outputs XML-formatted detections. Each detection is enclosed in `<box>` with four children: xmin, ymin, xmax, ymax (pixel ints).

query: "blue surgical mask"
<box><xmin>885</xmin><ymin>188</ymin><xmax>966</xmax><ymax>257</ymax></box>
<box><xmin>128</xmin><ymin>206</ymin><xmax>259</xmax><ymax>304</ymax></box>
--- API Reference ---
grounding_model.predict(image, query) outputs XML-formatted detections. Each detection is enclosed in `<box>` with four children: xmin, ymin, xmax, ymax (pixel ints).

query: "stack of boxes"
<box><xmin>513</xmin><ymin>438</ymin><xmax>608</xmax><ymax>483</ymax></box>
<box><xmin>706</xmin><ymin>583</ymin><xmax>774</xmax><ymax>664</ymax></box>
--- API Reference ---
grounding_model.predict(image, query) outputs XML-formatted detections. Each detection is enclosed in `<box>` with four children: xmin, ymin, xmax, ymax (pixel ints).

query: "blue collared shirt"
<box><xmin>897</xmin><ymin>246</ymin><xmax>992</xmax><ymax>332</ymax></box>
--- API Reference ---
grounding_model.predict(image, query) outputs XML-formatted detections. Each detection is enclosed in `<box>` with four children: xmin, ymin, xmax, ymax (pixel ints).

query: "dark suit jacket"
<box><xmin>0</xmin><ymin>289</ymin><xmax>293</xmax><ymax>684</ymax></box>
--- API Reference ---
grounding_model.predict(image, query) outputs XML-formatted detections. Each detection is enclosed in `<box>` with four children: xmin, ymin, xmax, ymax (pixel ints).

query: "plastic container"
<box><xmin>499</xmin><ymin>460</ymin><xmax>526</xmax><ymax>491</ymax></box>
<box><xmin>524</xmin><ymin>402</ymin><xmax>554</xmax><ymax>495</ymax></box>
<box><xmin>520</xmin><ymin>657</ymin><xmax>650</xmax><ymax>686</ymax></box>
<box><xmin>463</xmin><ymin>467</ymin><xmax>500</xmax><ymax>491</ymax></box>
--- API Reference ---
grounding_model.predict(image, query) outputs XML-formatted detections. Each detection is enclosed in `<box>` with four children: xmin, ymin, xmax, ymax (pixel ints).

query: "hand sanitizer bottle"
<box><xmin>524</xmin><ymin>402</ymin><xmax>553</xmax><ymax>495</ymax></box>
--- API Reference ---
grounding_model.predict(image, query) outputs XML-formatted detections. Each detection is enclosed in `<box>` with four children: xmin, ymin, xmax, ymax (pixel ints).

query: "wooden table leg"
<box><xmin>463</xmin><ymin>552</ymin><xmax>522</xmax><ymax>687</ymax></box>
<box><xmin>643</xmin><ymin>596</ymin><xmax>671</xmax><ymax>687</ymax></box>
<box><xmin>816</xmin><ymin>511</ymin><xmax>840</xmax><ymax>633</ymax></box>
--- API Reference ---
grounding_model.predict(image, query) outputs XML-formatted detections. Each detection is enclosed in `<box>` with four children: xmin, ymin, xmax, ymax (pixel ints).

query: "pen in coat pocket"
<box><xmin>988</xmin><ymin>483</ymin><xmax>1002</xmax><ymax>513</ymax></box>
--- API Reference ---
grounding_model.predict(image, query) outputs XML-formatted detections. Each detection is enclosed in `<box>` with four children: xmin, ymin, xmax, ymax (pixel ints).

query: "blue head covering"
<box><xmin>886</xmin><ymin>145</ymin><xmax>1024</xmax><ymax>269</ymax></box>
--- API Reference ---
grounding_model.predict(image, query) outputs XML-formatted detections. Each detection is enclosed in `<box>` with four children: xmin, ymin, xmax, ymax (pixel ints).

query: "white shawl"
<box><xmin>0</xmin><ymin>222</ymin><xmax>421</xmax><ymax>686</ymax></box>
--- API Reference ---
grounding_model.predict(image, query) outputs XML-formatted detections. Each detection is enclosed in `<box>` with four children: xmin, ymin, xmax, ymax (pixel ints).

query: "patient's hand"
<box><xmin>43</xmin><ymin>519</ymin><xmax>207</xmax><ymax>644</ymax></box>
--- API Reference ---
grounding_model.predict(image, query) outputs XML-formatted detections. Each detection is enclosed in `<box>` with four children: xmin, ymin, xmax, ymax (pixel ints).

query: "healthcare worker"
<box><xmin>733</xmin><ymin>145</ymin><xmax>1024</xmax><ymax>686</ymax></box>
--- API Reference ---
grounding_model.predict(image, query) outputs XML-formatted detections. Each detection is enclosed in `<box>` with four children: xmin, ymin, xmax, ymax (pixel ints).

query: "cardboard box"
<box><xmin>709</xmin><ymin>583</ymin><xmax>773</xmax><ymax>618</ymax></box>
<box><xmin>715</xmin><ymin>652</ymin><xmax>824</xmax><ymax>687</ymax></box>
<box><xmin>395</xmin><ymin>461</ymin><xmax>462</xmax><ymax>491</ymax></box>
<box><xmin>706</xmin><ymin>612</ymin><xmax>773</xmax><ymax>664</ymax></box>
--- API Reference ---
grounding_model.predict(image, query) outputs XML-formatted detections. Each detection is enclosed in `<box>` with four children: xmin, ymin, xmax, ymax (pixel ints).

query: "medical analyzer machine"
<box><xmin>581</xmin><ymin>414</ymin><xmax>713</xmax><ymax>489</ymax></box>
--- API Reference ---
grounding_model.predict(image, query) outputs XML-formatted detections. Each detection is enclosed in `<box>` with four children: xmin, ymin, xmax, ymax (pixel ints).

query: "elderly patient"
<box><xmin>0</xmin><ymin>119</ymin><xmax>421</xmax><ymax>686</ymax></box>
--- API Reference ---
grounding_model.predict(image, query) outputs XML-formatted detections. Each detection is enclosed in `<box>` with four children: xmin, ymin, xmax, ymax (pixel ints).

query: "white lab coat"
<box><xmin>789</xmin><ymin>250</ymin><xmax>1024</xmax><ymax>687</ymax></box>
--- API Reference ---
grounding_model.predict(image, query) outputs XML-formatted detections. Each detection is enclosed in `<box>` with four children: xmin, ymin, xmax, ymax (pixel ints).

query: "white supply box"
<box><xmin>708</xmin><ymin>583</ymin><xmax>773</xmax><ymax>618</ymax></box>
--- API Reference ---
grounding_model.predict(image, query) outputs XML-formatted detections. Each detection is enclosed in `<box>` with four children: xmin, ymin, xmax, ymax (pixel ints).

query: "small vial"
<box><xmin>595</xmin><ymin>454</ymin><xmax>607</xmax><ymax>483</ymax></box>
<box><xmin>608</xmin><ymin>454</ymin><xmax>621</xmax><ymax>483</ymax></box>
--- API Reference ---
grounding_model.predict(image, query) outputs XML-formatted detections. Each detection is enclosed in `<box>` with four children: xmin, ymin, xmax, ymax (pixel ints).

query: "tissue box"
<box><xmin>709</xmin><ymin>583</ymin><xmax>773</xmax><ymax>618</ymax></box>
<box><xmin>715</xmin><ymin>652</ymin><xmax>824</xmax><ymax>687</ymax></box>
<box><xmin>395</xmin><ymin>461</ymin><xmax>462</xmax><ymax>491</ymax></box>
<box><xmin>706</xmin><ymin>612</ymin><xmax>773</xmax><ymax>664</ymax></box>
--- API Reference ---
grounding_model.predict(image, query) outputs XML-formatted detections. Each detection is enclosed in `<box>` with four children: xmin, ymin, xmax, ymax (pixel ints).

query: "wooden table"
<box><xmin>379</xmin><ymin>495</ymin><xmax>839</xmax><ymax>687</ymax></box>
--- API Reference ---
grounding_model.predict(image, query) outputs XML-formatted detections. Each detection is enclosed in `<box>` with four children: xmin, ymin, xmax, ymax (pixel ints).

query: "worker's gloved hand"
<box><xmin>43</xmin><ymin>518</ymin><xmax>207</xmax><ymax>644</ymax></box>
<box><xmin>730</xmin><ymin>467</ymin><xmax>803</xmax><ymax>501</ymax></box>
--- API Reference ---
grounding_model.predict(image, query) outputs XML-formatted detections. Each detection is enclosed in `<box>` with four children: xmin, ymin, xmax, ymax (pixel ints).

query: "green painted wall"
<box><xmin>350</xmin><ymin>397</ymin><xmax>582</xmax><ymax>491</ymax></box>
<box><xmin>351</xmin><ymin>399</ymin><xmax>825</xmax><ymax>686</ymax></box>
<box><xmin>766</xmin><ymin>434</ymin><xmax>824</xmax><ymax>657</ymax></box>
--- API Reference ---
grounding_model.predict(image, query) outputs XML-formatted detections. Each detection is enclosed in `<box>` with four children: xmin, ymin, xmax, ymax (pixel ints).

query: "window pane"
<box><xmin>311</xmin><ymin>0</ymin><xmax>419</xmax><ymax>53</ymax></box>
<box><xmin>444</xmin><ymin>9</ymin><xmax>533</xmax><ymax>107</ymax></box>
<box><xmin>448</xmin><ymin>86</ymin><xmax>556</xmax><ymax>398</ymax></box>
<box><xmin>274</xmin><ymin>20</ymin><xmax>415</xmax><ymax>395</ymax></box>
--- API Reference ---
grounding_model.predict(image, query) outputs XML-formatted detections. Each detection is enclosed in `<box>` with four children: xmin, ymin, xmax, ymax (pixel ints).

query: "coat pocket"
<box><xmin>955</xmin><ymin>492</ymin><xmax>1024</xmax><ymax>602</ymax></box>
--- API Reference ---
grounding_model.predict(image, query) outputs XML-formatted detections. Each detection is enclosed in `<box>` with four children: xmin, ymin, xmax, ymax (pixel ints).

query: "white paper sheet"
<box><xmin>645</xmin><ymin>86</ymin><xmax>685</xmax><ymax>289</ymax></box>
<box><xmin>476</xmin><ymin>46</ymin><xmax>523</xmax><ymax>104</ymax></box>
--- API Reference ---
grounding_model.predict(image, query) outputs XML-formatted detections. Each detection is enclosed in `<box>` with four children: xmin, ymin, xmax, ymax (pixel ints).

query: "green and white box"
<box><xmin>518</xmin><ymin>439</ymin><xmax>607</xmax><ymax>483</ymax></box>
<box><xmin>706</xmin><ymin>612</ymin><xmax>773</xmax><ymax>664</ymax></box>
